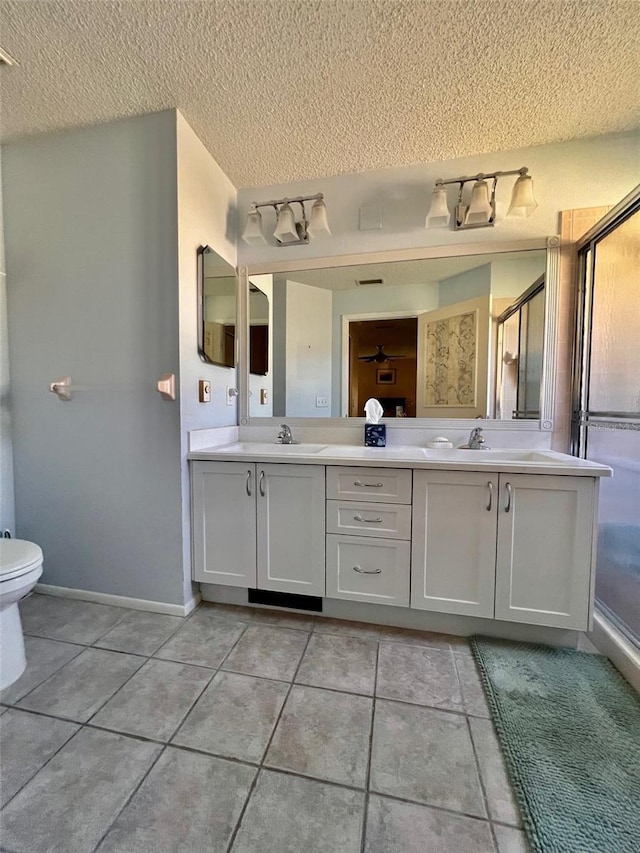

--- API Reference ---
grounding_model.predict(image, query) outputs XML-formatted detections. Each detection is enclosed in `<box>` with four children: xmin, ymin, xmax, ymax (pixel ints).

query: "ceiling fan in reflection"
<box><xmin>358</xmin><ymin>345</ymin><xmax>406</xmax><ymax>363</ymax></box>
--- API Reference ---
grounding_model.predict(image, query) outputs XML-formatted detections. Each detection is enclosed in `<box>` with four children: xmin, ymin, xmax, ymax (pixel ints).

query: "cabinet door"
<box><xmin>257</xmin><ymin>464</ymin><xmax>326</xmax><ymax>596</ymax></box>
<box><xmin>495</xmin><ymin>474</ymin><xmax>595</xmax><ymax>629</ymax></box>
<box><xmin>191</xmin><ymin>462</ymin><xmax>257</xmax><ymax>587</ymax></box>
<box><xmin>411</xmin><ymin>470</ymin><xmax>498</xmax><ymax>617</ymax></box>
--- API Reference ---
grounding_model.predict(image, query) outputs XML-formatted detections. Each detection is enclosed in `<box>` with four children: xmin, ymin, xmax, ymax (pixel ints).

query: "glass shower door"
<box><xmin>574</xmin><ymin>203</ymin><xmax>640</xmax><ymax>647</ymax></box>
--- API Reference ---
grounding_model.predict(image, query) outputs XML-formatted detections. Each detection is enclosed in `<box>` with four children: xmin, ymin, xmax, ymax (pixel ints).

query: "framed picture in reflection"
<box><xmin>376</xmin><ymin>368</ymin><xmax>396</xmax><ymax>385</ymax></box>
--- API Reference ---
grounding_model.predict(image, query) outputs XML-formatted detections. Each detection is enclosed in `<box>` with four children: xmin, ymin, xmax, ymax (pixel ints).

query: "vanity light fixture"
<box><xmin>242</xmin><ymin>193</ymin><xmax>330</xmax><ymax>246</ymax></box>
<box><xmin>426</xmin><ymin>167</ymin><xmax>537</xmax><ymax>231</ymax></box>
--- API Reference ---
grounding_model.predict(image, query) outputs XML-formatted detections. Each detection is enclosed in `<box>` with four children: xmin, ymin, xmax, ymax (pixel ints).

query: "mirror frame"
<box><xmin>237</xmin><ymin>236</ymin><xmax>560</xmax><ymax>431</ymax></box>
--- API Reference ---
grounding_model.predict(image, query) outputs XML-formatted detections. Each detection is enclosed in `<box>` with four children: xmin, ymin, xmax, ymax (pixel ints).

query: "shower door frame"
<box><xmin>571</xmin><ymin>184</ymin><xmax>640</xmax><ymax>653</ymax></box>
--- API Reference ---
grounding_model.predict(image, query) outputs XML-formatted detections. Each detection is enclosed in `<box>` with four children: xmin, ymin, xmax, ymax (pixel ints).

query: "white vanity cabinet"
<box><xmin>191</xmin><ymin>448</ymin><xmax>604</xmax><ymax>635</ymax></box>
<box><xmin>494</xmin><ymin>474</ymin><xmax>595</xmax><ymax>630</ymax></box>
<box><xmin>411</xmin><ymin>471</ymin><xmax>499</xmax><ymax>618</ymax></box>
<box><xmin>192</xmin><ymin>461</ymin><xmax>326</xmax><ymax>596</ymax></box>
<box><xmin>412</xmin><ymin>470</ymin><xmax>597</xmax><ymax>630</ymax></box>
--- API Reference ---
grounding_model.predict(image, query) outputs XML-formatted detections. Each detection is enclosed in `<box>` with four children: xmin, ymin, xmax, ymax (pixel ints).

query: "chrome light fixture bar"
<box><xmin>242</xmin><ymin>193</ymin><xmax>330</xmax><ymax>246</ymax></box>
<box><xmin>426</xmin><ymin>167</ymin><xmax>537</xmax><ymax>231</ymax></box>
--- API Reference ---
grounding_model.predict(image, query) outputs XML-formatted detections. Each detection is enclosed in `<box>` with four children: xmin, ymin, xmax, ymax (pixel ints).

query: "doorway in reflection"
<box><xmin>349</xmin><ymin>318</ymin><xmax>418</xmax><ymax>417</ymax></box>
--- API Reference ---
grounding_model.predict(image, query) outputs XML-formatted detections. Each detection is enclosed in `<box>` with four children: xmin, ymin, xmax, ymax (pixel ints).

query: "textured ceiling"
<box><xmin>0</xmin><ymin>1</ymin><xmax>638</xmax><ymax>188</ymax></box>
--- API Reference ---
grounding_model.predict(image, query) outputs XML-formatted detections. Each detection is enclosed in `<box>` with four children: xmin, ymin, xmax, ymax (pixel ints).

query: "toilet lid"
<box><xmin>0</xmin><ymin>539</ymin><xmax>43</xmax><ymax>579</ymax></box>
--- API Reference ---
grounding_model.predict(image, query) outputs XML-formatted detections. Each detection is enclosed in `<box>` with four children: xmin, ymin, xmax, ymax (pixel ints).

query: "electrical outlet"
<box><xmin>226</xmin><ymin>387</ymin><xmax>237</xmax><ymax>406</ymax></box>
<box><xmin>198</xmin><ymin>380</ymin><xmax>211</xmax><ymax>403</ymax></box>
<box><xmin>260</xmin><ymin>388</ymin><xmax>269</xmax><ymax>405</ymax></box>
<box><xmin>316</xmin><ymin>396</ymin><xmax>329</xmax><ymax>408</ymax></box>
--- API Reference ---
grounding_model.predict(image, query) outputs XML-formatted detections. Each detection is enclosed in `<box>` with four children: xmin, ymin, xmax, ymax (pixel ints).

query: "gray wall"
<box><xmin>176</xmin><ymin>112</ymin><xmax>238</xmax><ymax>605</ymax></box>
<box><xmin>0</xmin><ymin>153</ymin><xmax>16</xmax><ymax>534</ymax></box>
<box><xmin>4</xmin><ymin>111</ymin><xmax>186</xmax><ymax>605</ymax></box>
<box><xmin>438</xmin><ymin>264</ymin><xmax>492</xmax><ymax>307</ymax></box>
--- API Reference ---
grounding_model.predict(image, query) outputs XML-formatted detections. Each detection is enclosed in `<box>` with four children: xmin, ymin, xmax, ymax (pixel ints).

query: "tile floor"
<box><xmin>0</xmin><ymin>593</ymin><xmax>533</xmax><ymax>853</ymax></box>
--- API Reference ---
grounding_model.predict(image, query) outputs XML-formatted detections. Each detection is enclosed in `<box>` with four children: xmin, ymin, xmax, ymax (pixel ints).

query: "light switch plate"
<box><xmin>198</xmin><ymin>380</ymin><xmax>211</xmax><ymax>403</ymax></box>
<box><xmin>260</xmin><ymin>388</ymin><xmax>269</xmax><ymax>405</ymax></box>
<box><xmin>316</xmin><ymin>396</ymin><xmax>329</xmax><ymax>408</ymax></box>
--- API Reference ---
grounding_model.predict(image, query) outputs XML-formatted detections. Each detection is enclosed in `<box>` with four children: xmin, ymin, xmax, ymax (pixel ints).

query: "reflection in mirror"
<box><xmin>249</xmin><ymin>285</ymin><xmax>269</xmax><ymax>375</ymax></box>
<box><xmin>197</xmin><ymin>245</ymin><xmax>237</xmax><ymax>367</ymax></box>
<box><xmin>248</xmin><ymin>275</ymin><xmax>273</xmax><ymax>417</ymax></box>
<box><xmin>259</xmin><ymin>249</ymin><xmax>546</xmax><ymax>419</ymax></box>
<box><xmin>495</xmin><ymin>276</ymin><xmax>545</xmax><ymax>419</ymax></box>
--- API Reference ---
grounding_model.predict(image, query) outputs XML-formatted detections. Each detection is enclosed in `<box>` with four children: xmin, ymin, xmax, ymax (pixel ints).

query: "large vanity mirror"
<box><xmin>242</xmin><ymin>240</ymin><xmax>559</xmax><ymax>427</ymax></box>
<box><xmin>197</xmin><ymin>245</ymin><xmax>237</xmax><ymax>367</ymax></box>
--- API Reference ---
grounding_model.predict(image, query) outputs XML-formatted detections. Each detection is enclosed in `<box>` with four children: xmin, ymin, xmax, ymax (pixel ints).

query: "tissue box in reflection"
<box><xmin>364</xmin><ymin>424</ymin><xmax>386</xmax><ymax>447</ymax></box>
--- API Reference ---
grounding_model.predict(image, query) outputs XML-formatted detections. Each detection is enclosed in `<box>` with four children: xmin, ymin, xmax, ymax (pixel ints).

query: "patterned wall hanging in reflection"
<box><xmin>424</xmin><ymin>310</ymin><xmax>476</xmax><ymax>406</ymax></box>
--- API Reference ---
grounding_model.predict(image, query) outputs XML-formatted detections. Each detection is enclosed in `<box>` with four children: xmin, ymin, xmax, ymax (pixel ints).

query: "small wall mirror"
<box><xmin>197</xmin><ymin>245</ymin><xmax>237</xmax><ymax>367</ymax></box>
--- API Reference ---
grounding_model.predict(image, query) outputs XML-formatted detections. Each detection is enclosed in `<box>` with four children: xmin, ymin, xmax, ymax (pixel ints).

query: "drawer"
<box><xmin>326</xmin><ymin>534</ymin><xmax>410</xmax><ymax>607</ymax></box>
<box><xmin>326</xmin><ymin>500</ymin><xmax>412</xmax><ymax>540</ymax></box>
<box><xmin>326</xmin><ymin>467</ymin><xmax>412</xmax><ymax>504</ymax></box>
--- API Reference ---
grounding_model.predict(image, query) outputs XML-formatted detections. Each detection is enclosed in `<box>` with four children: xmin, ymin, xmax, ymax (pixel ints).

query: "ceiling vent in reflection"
<box><xmin>356</xmin><ymin>278</ymin><xmax>384</xmax><ymax>287</ymax></box>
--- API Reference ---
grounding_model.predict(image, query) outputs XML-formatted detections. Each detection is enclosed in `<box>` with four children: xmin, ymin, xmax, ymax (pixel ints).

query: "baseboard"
<box><xmin>35</xmin><ymin>583</ymin><xmax>199</xmax><ymax>618</ymax></box>
<box><xmin>591</xmin><ymin>610</ymin><xmax>640</xmax><ymax>693</ymax></box>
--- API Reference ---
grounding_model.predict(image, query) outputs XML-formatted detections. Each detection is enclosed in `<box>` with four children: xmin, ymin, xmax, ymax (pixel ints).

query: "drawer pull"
<box><xmin>246</xmin><ymin>470</ymin><xmax>252</xmax><ymax>497</ymax></box>
<box><xmin>486</xmin><ymin>481</ymin><xmax>493</xmax><ymax>511</ymax></box>
<box><xmin>353</xmin><ymin>565</ymin><xmax>382</xmax><ymax>575</ymax></box>
<box><xmin>259</xmin><ymin>470</ymin><xmax>266</xmax><ymax>497</ymax></box>
<box><xmin>353</xmin><ymin>515</ymin><xmax>383</xmax><ymax>523</ymax></box>
<box><xmin>353</xmin><ymin>480</ymin><xmax>383</xmax><ymax>488</ymax></box>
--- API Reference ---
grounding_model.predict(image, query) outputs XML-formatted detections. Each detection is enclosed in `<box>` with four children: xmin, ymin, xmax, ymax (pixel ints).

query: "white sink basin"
<box><xmin>421</xmin><ymin>448</ymin><xmax>564</xmax><ymax>464</ymax></box>
<box><xmin>223</xmin><ymin>442</ymin><xmax>328</xmax><ymax>455</ymax></box>
<box><xmin>320</xmin><ymin>445</ymin><xmax>423</xmax><ymax>459</ymax></box>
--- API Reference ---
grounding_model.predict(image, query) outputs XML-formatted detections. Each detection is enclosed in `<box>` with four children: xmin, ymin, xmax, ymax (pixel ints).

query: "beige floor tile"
<box><xmin>222</xmin><ymin>623</ymin><xmax>309</xmax><ymax>681</ymax></box>
<box><xmin>266</xmin><ymin>684</ymin><xmax>372</xmax><ymax>787</ymax></box>
<box><xmin>377</xmin><ymin>643</ymin><xmax>462</xmax><ymax>710</ymax></box>
<box><xmin>296</xmin><ymin>633</ymin><xmax>377</xmax><ymax>694</ymax></box>
<box><xmin>365</xmin><ymin>794</ymin><xmax>494</xmax><ymax>853</ymax></box>
<box><xmin>97</xmin><ymin>747</ymin><xmax>256</xmax><ymax>852</ymax></box>
<box><xmin>230</xmin><ymin>769</ymin><xmax>364</xmax><ymax>853</ymax></box>
<box><xmin>370</xmin><ymin>699</ymin><xmax>486</xmax><ymax>817</ymax></box>
<box><xmin>173</xmin><ymin>671</ymin><xmax>288</xmax><ymax>763</ymax></box>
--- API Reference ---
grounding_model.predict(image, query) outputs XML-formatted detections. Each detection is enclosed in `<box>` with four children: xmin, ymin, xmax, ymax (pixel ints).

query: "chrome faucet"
<box><xmin>459</xmin><ymin>427</ymin><xmax>490</xmax><ymax>450</ymax></box>
<box><xmin>275</xmin><ymin>424</ymin><xmax>296</xmax><ymax>445</ymax></box>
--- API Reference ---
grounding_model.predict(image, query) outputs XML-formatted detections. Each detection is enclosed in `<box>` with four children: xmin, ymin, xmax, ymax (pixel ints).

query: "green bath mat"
<box><xmin>471</xmin><ymin>637</ymin><xmax>640</xmax><ymax>853</ymax></box>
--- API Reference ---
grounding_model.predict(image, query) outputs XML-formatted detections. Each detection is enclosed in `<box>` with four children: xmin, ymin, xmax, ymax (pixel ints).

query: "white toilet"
<box><xmin>0</xmin><ymin>539</ymin><xmax>43</xmax><ymax>690</ymax></box>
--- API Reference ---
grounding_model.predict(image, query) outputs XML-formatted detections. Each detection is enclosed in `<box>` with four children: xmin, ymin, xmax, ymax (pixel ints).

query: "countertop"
<box><xmin>188</xmin><ymin>443</ymin><xmax>612</xmax><ymax>477</ymax></box>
